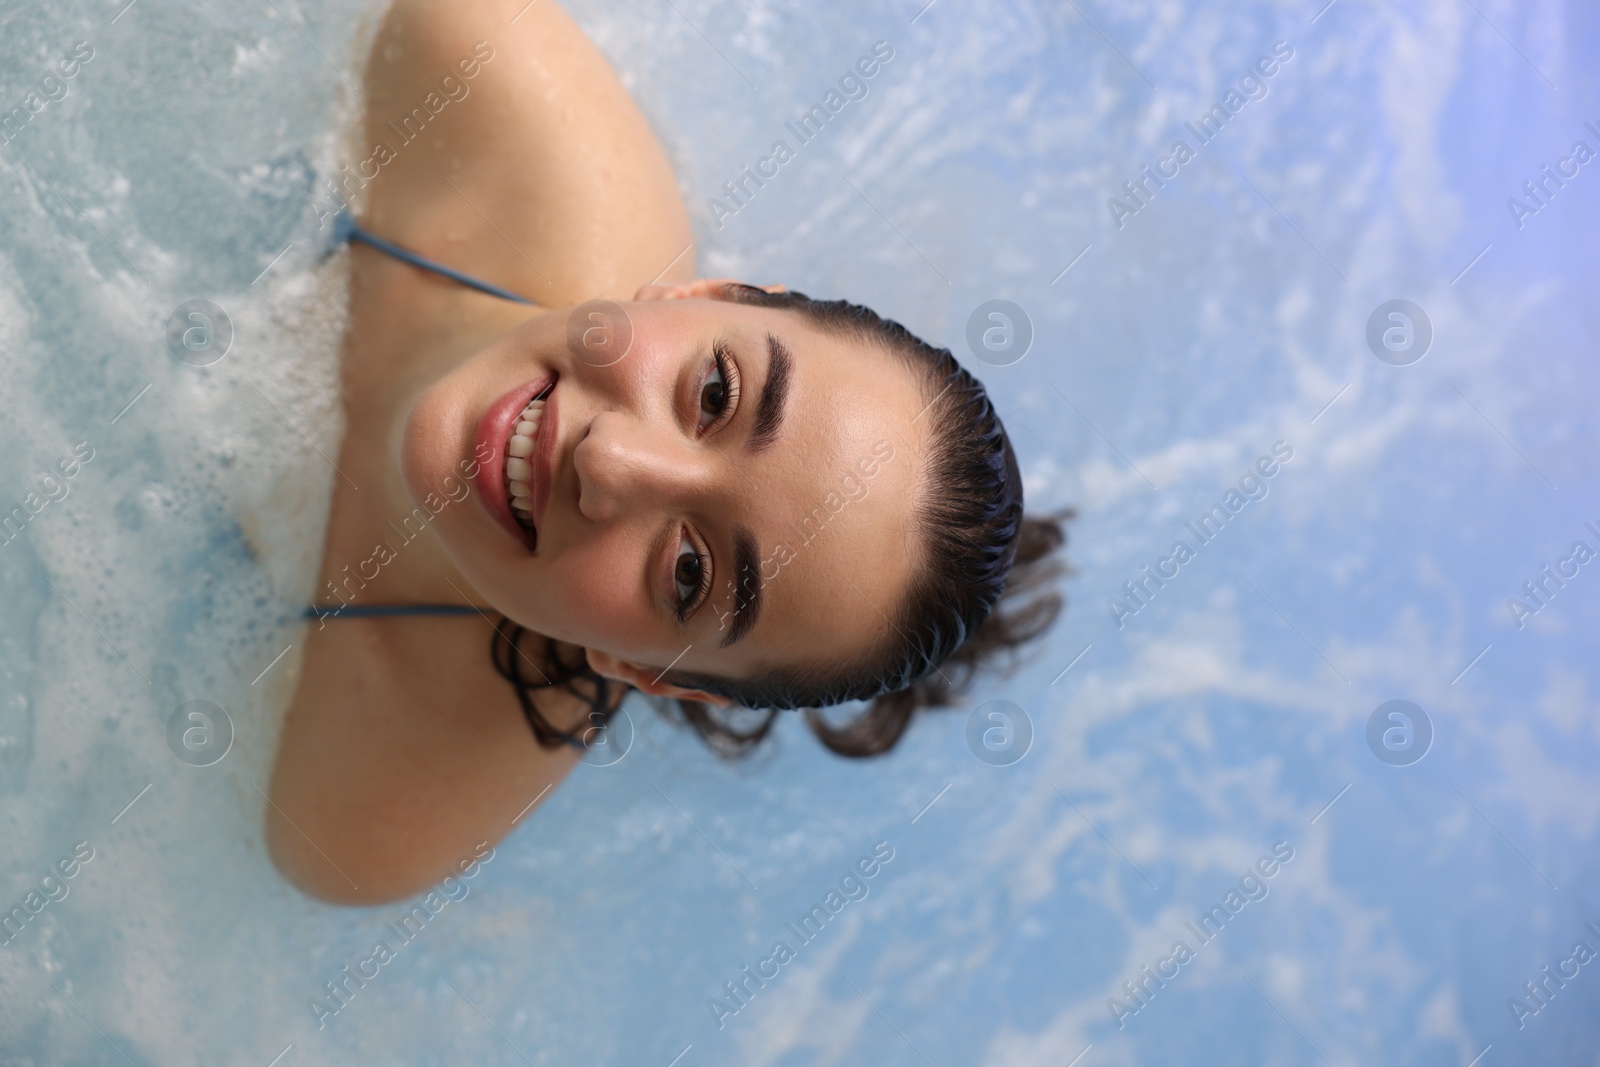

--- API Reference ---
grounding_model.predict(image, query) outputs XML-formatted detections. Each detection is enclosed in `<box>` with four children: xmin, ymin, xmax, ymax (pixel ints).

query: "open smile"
<box><xmin>472</xmin><ymin>375</ymin><xmax>558</xmax><ymax>551</ymax></box>
<box><xmin>506</xmin><ymin>385</ymin><xmax>554</xmax><ymax>530</ymax></box>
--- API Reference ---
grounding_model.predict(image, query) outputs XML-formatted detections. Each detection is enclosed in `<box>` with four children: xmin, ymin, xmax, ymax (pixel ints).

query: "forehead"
<box><xmin>698</xmin><ymin>303</ymin><xmax>931</xmax><ymax>677</ymax></box>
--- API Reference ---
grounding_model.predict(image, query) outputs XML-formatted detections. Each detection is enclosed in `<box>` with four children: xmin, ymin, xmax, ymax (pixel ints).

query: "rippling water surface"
<box><xmin>1</xmin><ymin>1</ymin><xmax>1596</xmax><ymax>1063</ymax></box>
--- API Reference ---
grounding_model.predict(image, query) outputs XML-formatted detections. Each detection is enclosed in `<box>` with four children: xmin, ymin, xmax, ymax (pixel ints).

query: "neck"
<box><xmin>320</xmin><ymin>280</ymin><xmax>548</xmax><ymax>612</ymax></box>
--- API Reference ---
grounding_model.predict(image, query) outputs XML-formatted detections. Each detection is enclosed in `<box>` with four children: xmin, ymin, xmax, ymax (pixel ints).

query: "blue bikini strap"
<box><xmin>301</xmin><ymin>601</ymin><xmax>590</xmax><ymax>753</ymax></box>
<box><xmin>332</xmin><ymin>210</ymin><xmax>536</xmax><ymax>306</ymax></box>
<box><xmin>305</xmin><ymin>603</ymin><xmax>486</xmax><ymax>621</ymax></box>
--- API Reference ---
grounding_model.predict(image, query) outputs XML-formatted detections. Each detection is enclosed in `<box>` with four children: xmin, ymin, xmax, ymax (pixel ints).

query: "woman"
<box><xmin>267</xmin><ymin>0</ymin><xmax>1066</xmax><ymax>905</ymax></box>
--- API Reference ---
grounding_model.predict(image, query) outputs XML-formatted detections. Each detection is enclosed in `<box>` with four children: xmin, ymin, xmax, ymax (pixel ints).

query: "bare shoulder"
<box><xmin>266</xmin><ymin>617</ymin><xmax>589</xmax><ymax>905</ymax></box>
<box><xmin>356</xmin><ymin>0</ymin><xmax>695</xmax><ymax>306</ymax></box>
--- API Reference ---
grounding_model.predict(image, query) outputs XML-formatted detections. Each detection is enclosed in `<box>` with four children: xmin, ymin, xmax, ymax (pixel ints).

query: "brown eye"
<box><xmin>675</xmin><ymin>549</ymin><xmax>702</xmax><ymax>590</ymax></box>
<box><xmin>698</xmin><ymin>361</ymin><xmax>728</xmax><ymax>429</ymax></box>
<box><xmin>673</xmin><ymin>532</ymin><xmax>708</xmax><ymax>616</ymax></box>
<box><xmin>701</xmin><ymin>378</ymin><xmax>725</xmax><ymax>413</ymax></box>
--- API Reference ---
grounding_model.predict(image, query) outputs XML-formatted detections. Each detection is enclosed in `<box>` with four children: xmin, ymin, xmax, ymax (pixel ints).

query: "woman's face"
<box><xmin>401</xmin><ymin>283</ymin><xmax>931</xmax><ymax>699</ymax></box>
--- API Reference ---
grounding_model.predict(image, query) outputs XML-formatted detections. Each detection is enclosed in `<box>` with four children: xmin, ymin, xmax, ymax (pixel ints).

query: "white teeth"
<box><xmin>504</xmin><ymin>392</ymin><xmax>549</xmax><ymax>530</ymax></box>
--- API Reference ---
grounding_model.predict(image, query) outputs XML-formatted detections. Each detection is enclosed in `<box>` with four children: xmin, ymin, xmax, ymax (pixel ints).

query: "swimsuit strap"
<box><xmin>332</xmin><ymin>210</ymin><xmax>536</xmax><ymax>306</ymax></box>
<box><xmin>302</xmin><ymin>601</ymin><xmax>590</xmax><ymax>753</ymax></box>
<box><xmin>305</xmin><ymin>603</ymin><xmax>487</xmax><ymax>621</ymax></box>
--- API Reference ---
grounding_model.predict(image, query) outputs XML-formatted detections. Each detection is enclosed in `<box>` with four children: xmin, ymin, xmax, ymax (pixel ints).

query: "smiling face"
<box><xmin>400</xmin><ymin>283</ymin><xmax>933</xmax><ymax>701</ymax></box>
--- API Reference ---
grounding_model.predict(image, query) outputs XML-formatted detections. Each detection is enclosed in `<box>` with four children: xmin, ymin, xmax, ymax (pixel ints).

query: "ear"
<box><xmin>632</xmin><ymin>278</ymin><xmax>788</xmax><ymax>302</ymax></box>
<box><xmin>585</xmin><ymin>648</ymin><xmax>735</xmax><ymax>708</ymax></box>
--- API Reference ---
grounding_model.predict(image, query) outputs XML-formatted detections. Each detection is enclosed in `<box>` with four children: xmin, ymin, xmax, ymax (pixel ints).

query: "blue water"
<box><xmin>2</xmin><ymin>1</ymin><xmax>1597</xmax><ymax>1064</ymax></box>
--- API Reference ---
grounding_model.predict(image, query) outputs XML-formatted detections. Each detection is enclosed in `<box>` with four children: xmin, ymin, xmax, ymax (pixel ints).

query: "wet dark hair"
<box><xmin>491</xmin><ymin>286</ymin><xmax>1069</xmax><ymax>758</ymax></box>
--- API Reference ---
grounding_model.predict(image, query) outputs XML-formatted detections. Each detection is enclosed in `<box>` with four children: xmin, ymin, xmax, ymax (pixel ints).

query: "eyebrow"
<box><xmin>720</xmin><ymin>524</ymin><xmax>764</xmax><ymax>648</ymax></box>
<box><xmin>746</xmin><ymin>333</ymin><xmax>791</xmax><ymax>453</ymax></box>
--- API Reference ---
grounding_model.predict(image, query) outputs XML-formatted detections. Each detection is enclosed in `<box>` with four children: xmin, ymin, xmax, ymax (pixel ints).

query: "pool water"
<box><xmin>1</xmin><ymin>0</ymin><xmax>1597</xmax><ymax>1064</ymax></box>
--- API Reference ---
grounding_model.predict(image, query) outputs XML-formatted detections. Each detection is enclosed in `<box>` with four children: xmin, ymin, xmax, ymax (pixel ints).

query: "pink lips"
<box><xmin>472</xmin><ymin>375</ymin><xmax>556</xmax><ymax>552</ymax></box>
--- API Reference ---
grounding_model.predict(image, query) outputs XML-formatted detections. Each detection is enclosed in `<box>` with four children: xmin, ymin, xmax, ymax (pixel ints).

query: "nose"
<box><xmin>573</xmin><ymin>410</ymin><xmax>714</xmax><ymax>523</ymax></box>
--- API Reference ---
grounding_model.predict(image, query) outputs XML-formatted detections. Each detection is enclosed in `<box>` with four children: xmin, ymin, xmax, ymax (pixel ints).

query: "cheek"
<box><xmin>602</xmin><ymin>325</ymin><xmax>687</xmax><ymax>398</ymax></box>
<box><xmin>400</xmin><ymin>376</ymin><xmax>472</xmax><ymax>505</ymax></box>
<box><xmin>521</xmin><ymin>530</ymin><xmax>663</xmax><ymax>656</ymax></box>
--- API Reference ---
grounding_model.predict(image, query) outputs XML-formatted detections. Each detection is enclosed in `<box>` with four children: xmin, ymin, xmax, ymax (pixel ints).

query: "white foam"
<box><xmin>1</xmin><ymin>0</ymin><xmax>1596</xmax><ymax>1062</ymax></box>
